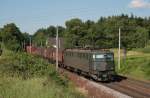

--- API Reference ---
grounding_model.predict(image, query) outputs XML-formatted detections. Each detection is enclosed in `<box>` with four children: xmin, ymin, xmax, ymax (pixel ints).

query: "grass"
<box><xmin>133</xmin><ymin>46</ymin><xmax>150</xmax><ymax>53</ymax></box>
<box><xmin>112</xmin><ymin>48</ymin><xmax>150</xmax><ymax>81</ymax></box>
<box><xmin>117</xmin><ymin>56</ymin><xmax>150</xmax><ymax>81</ymax></box>
<box><xmin>0</xmin><ymin>76</ymin><xmax>84</xmax><ymax>98</ymax></box>
<box><xmin>0</xmin><ymin>50</ymin><xmax>85</xmax><ymax>98</ymax></box>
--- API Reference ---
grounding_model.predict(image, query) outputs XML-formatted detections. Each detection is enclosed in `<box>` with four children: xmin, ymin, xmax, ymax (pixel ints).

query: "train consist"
<box><xmin>26</xmin><ymin>46</ymin><xmax>116</xmax><ymax>81</ymax></box>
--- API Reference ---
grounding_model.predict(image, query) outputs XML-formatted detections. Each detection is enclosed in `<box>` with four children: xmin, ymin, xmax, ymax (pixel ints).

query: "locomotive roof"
<box><xmin>65</xmin><ymin>49</ymin><xmax>113</xmax><ymax>54</ymax></box>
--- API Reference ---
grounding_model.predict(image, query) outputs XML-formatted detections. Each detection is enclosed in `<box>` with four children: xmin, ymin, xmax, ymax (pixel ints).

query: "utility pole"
<box><xmin>46</xmin><ymin>38</ymin><xmax>48</xmax><ymax>47</ymax></box>
<box><xmin>118</xmin><ymin>28</ymin><xmax>121</xmax><ymax>70</ymax></box>
<box><xmin>56</xmin><ymin>26</ymin><xmax>59</xmax><ymax>71</ymax></box>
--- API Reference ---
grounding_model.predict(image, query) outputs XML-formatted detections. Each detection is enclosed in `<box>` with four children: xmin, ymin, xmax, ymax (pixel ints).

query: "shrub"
<box><xmin>0</xmin><ymin>51</ymin><xmax>51</xmax><ymax>79</ymax></box>
<box><xmin>48</xmin><ymin>71</ymin><xmax>69</xmax><ymax>87</ymax></box>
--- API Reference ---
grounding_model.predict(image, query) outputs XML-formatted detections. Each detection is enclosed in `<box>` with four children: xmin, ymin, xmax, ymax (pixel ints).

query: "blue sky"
<box><xmin>0</xmin><ymin>0</ymin><xmax>150</xmax><ymax>34</ymax></box>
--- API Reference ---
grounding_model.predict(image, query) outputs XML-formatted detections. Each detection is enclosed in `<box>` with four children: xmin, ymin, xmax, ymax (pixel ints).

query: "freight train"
<box><xmin>26</xmin><ymin>46</ymin><xmax>116</xmax><ymax>81</ymax></box>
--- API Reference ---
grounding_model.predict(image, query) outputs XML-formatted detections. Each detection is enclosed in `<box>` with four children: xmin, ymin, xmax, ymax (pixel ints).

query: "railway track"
<box><xmin>60</xmin><ymin>68</ymin><xmax>150</xmax><ymax>98</ymax></box>
<box><xmin>102</xmin><ymin>76</ymin><xmax>150</xmax><ymax>98</ymax></box>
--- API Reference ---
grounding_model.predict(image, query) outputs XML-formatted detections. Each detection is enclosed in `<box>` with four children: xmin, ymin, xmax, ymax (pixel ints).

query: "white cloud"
<box><xmin>129</xmin><ymin>0</ymin><xmax>150</xmax><ymax>8</ymax></box>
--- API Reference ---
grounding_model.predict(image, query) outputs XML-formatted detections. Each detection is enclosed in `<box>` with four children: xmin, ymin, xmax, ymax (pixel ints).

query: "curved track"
<box><xmin>61</xmin><ymin>67</ymin><xmax>150</xmax><ymax>98</ymax></box>
<box><xmin>102</xmin><ymin>75</ymin><xmax>150</xmax><ymax>98</ymax></box>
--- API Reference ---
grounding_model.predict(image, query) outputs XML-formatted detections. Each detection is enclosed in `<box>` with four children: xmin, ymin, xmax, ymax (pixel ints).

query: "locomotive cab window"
<box><xmin>104</xmin><ymin>54</ymin><xmax>114</xmax><ymax>61</ymax></box>
<box><xmin>93</xmin><ymin>53</ymin><xmax>114</xmax><ymax>61</ymax></box>
<box><xmin>93</xmin><ymin>54</ymin><xmax>105</xmax><ymax>61</ymax></box>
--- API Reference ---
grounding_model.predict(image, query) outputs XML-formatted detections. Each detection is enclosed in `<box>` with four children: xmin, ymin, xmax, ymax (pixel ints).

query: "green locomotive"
<box><xmin>63</xmin><ymin>49</ymin><xmax>116</xmax><ymax>81</ymax></box>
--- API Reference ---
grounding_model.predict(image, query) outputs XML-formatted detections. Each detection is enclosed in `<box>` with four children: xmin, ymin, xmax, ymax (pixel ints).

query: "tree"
<box><xmin>33</xmin><ymin>28</ymin><xmax>47</xmax><ymax>47</ymax></box>
<box><xmin>64</xmin><ymin>18</ymin><xmax>86</xmax><ymax>48</ymax></box>
<box><xmin>30</xmin><ymin>14</ymin><xmax>149</xmax><ymax>56</ymax></box>
<box><xmin>1</xmin><ymin>23</ymin><xmax>24</xmax><ymax>51</ymax></box>
<box><xmin>33</xmin><ymin>26</ymin><xmax>65</xmax><ymax>47</ymax></box>
<box><xmin>57</xmin><ymin>26</ymin><xmax>65</xmax><ymax>37</ymax></box>
<box><xmin>46</xmin><ymin>26</ymin><xmax>56</xmax><ymax>37</ymax></box>
<box><xmin>46</xmin><ymin>26</ymin><xmax>65</xmax><ymax>37</ymax></box>
<box><xmin>22</xmin><ymin>32</ymin><xmax>31</xmax><ymax>47</ymax></box>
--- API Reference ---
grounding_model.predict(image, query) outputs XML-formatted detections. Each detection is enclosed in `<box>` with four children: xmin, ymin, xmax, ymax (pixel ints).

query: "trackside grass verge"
<box><xmin>112</xmin><ymin>49</ymin><xmax>150</xmax><ymax>81</ymax></box>
<box><xmin>0</xmin><ymin>50</ymin><xmax>85</xmax><ymax>98</ymax></box>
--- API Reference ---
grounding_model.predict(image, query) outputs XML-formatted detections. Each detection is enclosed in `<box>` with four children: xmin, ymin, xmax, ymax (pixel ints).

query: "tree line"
<box><xmin>0</xmin><ymin>14</ymin><xmax>150</xmax><ymax>52</ymax></box>
<box><xmin>64</xmin><ymin>14</ymin><xmax>150</xmax><ymax>50</ymax></box>
<box><xmin>0</xmin><ymin>23</ymin><xmax>30</xmax><ymax>51</ymax></box>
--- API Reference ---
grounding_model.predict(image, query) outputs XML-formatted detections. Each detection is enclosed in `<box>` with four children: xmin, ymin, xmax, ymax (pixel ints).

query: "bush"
<box><xmin>0</xmin><ymin>50</ymin><xmax>85</xmax><ymax>98</ymax></box>
<box><xmin>0</xmin><ymin>51</ymin><xmax>51</xmax><ymax>79</ymax></box>
<box><xmin>0</xmin><ymin>50</ymin><xmax>70</xmax><ymax>86</ymax></box>
<box><xmin>48</xmin><ymin>71</ymin><xmax>69</xmax><ymax>87</ymax></box>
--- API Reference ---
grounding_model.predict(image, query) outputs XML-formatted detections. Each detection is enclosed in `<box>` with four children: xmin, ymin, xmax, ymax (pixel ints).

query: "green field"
<box><xmin>112</xmin><ymin>47</ymin><xmax>150</xmax><ymax>81</ymax></box>
<box><xmin>0</xmin><ymin>50</ymin><xmax>85</xmax><ymax>98</ymax></box>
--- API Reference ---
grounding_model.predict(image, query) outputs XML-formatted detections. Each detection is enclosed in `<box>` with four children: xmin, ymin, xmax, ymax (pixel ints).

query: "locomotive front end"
<box><xmin>92</xmin><ymin>52</ymin><xmax>116</xmax><ymax>81</ymax></box>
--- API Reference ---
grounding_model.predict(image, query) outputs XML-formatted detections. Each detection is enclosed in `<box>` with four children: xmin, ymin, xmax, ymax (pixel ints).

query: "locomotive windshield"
<box><xmin>93</xmin><ymin>53</ymin><xmax>113</xmax><ymax>61</ymax></box>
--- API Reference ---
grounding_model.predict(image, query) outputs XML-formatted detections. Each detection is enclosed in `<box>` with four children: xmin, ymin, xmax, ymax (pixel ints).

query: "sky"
<box><xmin>0</xmin><ymin>0</ymin><xmax>150</xmax><ymax>34</ymax></box>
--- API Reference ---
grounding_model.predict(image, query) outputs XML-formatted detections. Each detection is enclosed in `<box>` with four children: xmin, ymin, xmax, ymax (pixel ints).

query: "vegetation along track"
<box><xmin>102</xmin><ymin>75</ymin><xmax>150</xmax><ymax>98</ymax></box>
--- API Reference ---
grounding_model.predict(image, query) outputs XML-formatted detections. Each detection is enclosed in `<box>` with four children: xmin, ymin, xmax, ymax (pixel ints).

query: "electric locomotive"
<box><xmin>63</xmin><ymin>49</ymin><xmax>115</xmax><ymax>81</ymax></box>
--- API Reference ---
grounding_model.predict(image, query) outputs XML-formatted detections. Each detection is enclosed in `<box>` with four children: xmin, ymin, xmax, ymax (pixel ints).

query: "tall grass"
<box><xmin>0</xmin><ymin>76</ymin><xmax>84</xmax><ymax>98</ymax></box>
<box><xmin>0</xmin><ymin>50</ymin><xmax>85</xmax><ymax>98</ymax></box>
<box><xmin>133</xmin><ymin>46</ymin><xmax>150</xmax><ymax>53</ymax></box>
<box><xmin>112</xmin><ymin>47</ymin><xmax>150</xmax><ymax>81</ymax></box>
<box><xmin>116</xmin><ymin>55</ymin><xmax>150</xmax><ymax>81</ymax></box>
